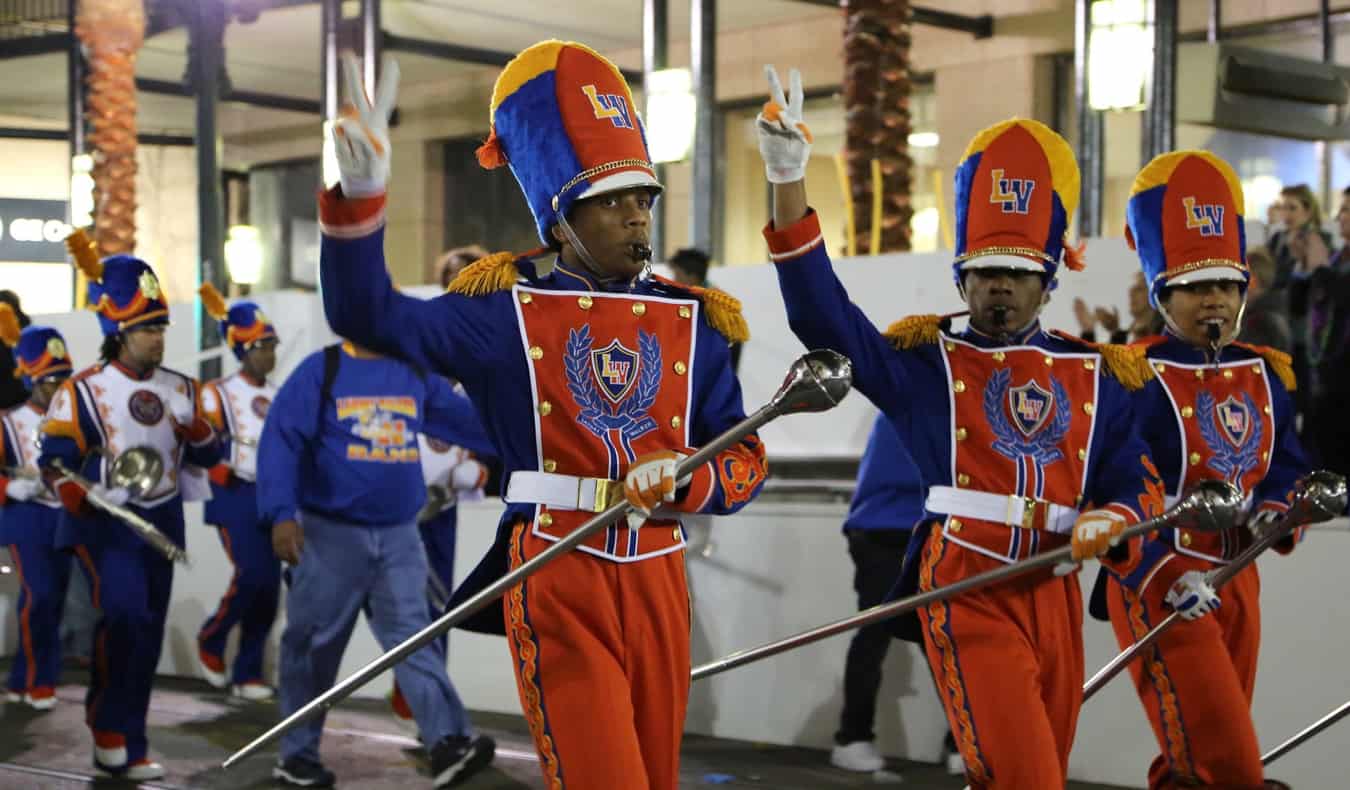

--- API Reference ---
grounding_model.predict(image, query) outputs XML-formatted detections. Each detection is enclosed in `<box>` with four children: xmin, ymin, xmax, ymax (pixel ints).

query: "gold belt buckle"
<box><xmin>1008</xmin><ymin>494</ymin><xmax>1038</xmax><ymax>530</ymax></box>
<box><xmin>590</xmin><ymin>478</ymin><xmax>622</xmax><ymax>513</ymax></box>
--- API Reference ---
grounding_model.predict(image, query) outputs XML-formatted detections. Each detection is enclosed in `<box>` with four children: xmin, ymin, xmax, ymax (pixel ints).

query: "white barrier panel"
<box><xmin>2</xmin><ymin>238</ymin><xmax>1346</xmax><ymax>786</ymax></box>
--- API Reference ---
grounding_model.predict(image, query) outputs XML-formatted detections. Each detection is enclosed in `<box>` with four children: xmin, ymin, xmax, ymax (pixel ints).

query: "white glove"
<box><xmin>331</xmin><ymin>53</ymin><xmax>400</xmax><ymax>198</ymax></box>
<box><xmin>449</xmin><ymin>459</ymin><xmax>486</xmax><ymax>493</ymax></box>
<box><xmin>623</xmin><ymin>451</ymin><xmax>690</xmax><ymax>529</ymax></box>
<box><xmin>4</xmin><ymin>477</ymin><xmax>42</xmax><ymax>502</ymax></box>
<box><xmin>90</xmin><ymin>484</ymin><xmax>131</xmax><ymax>507</ymax></box>
<box><xmin>756</xmin><ymin>65</ymin><xmax>814</xmax><ymax>184</ymax></box>
<box><xmin>1247</xmin><ymin>508</ymin><xmax>1283</xmax><ymax>543</ymax></box>
<box><xmin>1071</xmin><ymin>508</ymin><xmax>1128</xmax><ymax>561</ymax></box>
<box><xmin>1164</xmin><ymin>570</ymin><xmax>1221</xmax><ymax>621</ymax></box>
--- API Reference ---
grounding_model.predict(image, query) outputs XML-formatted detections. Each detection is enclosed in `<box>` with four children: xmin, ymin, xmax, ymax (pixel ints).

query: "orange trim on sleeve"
<box><xmin>762</xmin><ymin>210</ymin><xmax>824</xmax><ymax>263</ymax></box>
<box><xmin>318</xmin><ymin>187</ymin><xmax>387</xmax><ymax>239</ymax></box>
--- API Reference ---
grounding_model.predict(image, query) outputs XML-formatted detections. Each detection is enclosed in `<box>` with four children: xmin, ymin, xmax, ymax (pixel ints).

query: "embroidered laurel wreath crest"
<box><xmin>1196</xmin><ymin>390</ymin><xmax>1262</xmax><ymax>481</ymax></box>
<box><xmin>983</xmin><ymin>367</ymin><xmax>1072</xmax><ymax>466</ymax></box>
<box><xmin>564</xmin><ymin>325</ymin><xmax>661</xmax><ymax>442</ymax></box>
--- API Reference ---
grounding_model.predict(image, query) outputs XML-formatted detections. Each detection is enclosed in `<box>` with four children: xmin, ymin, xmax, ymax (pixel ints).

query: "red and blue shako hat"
<box><xmin>952</xmin><ymin>119</ymin><xmax>1083</xmax><ymax>289</ymax></box>
<box><xmin>1125</xmin><ymin>150</ymin><xmax>1247</xmax><ymax>309</ymax></box>
<box><xmin>65</xmin><ymin>228</ymin><xmax>170</xmax><ymax>337</ymax></box>
<box><xmin>198</xmin><ymin>282</ymin><xmax>278</xmax><ymax>360</ymax></box>
<box><xmin>475</xmin><ymin>40</ymin><xmax>662</xmax><ymax>244</ymax></box>
<box><xmin>0</xmin><ymin>304</ymin><xmax>72</xmax><ymax>387</ymax></box>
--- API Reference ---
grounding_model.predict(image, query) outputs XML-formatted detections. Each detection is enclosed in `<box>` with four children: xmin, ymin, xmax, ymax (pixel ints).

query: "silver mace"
<box><xmin>691</xmin><ymin>479</ymin><xmax>1244</xmax><ymax>682</ymax></box>
<box><xmin>1263</xmin><ymin>696</ymin><xmax>1350</xmax><ymax>766</ymax></box>
<box><xmin>222</xmin><ymin>348</ymin><xmax>854</xmax><ymax>769</ymax></box>
<box><xmin>1082</xmin><ymin>470</ymin><xmax>1347</xmax><ymax>701</ymax></box>
<box><xmin>48</xmin><ymin>458</ymin><xmax>189</xmax><ymax>565</ymax></box>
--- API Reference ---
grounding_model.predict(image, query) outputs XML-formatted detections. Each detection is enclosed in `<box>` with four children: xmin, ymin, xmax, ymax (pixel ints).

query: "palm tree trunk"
<box><xmin>843</xmin><ymin>0</ymin><xmax>913</xmax><ymax>254</ymax></box>
<box><xmin>75</xmin><ymin>0</ymin><xmax>146</xmax><ymax>255</ymax></box>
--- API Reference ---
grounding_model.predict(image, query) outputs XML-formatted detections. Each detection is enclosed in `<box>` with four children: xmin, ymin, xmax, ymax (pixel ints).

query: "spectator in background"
<box><xmin>0</xmin><ymin>291</ymin><xmax>31</xmax><ymax>409</ymax></box>
<box><xmin>1297</xmin><ymin>186</ymin><xmax>1350</xmax><ymax>476</ymax></box>
<box><xmin>1072</xmin><ymin>273</ymin><xmax>1161</xmax><ymax>344</ymax></box>
<box><xmin>435</xmin><ymin>245</ymin><xmax>489</xmax><ymax>289</ymax></box>
<box><xmin>1268</xmin><ymin>184</ymin><xmax>1332</xmax><ymax>291</ymax></box>
<box><xmin>669</xmin><ymin>248</ymin><xmax>743</xmax><ymax>370</ymax></box>
<box><xmin>1238</xmin><ymin>247</ymin><xmax>1292</xmax><ymax>352</ymax></box>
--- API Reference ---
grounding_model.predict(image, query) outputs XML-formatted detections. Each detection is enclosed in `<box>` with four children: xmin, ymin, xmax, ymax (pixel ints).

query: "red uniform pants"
<box><xmin>504</xmin><ymin>522</ymin><xmax>691</xmax><ymax>790</ymax></box>
<box><xmin>917</xmin><ymin>527</ymin><xmax>1084</xmax><ymax>789</ymax></box>
<box><xmin>1106</xmin><ymin>562</ymin><xmax>1264</xmax><ymax>789</ymax></box>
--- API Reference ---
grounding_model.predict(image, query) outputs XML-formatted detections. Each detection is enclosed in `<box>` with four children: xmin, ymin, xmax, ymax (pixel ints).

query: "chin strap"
<box><xmin>555</xmin><ymin>212</ymin><xmax>650</xmax><ymax>289</ymax></box>
<box><xmin>1156</xmin><ymin>300</ymin><xmax>1247</xmax><ymax>367</ymax></box>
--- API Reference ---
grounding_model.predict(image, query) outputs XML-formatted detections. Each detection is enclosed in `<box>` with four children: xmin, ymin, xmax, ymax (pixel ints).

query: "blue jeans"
<box><xmin>278</xmin><ymin>511</ymin><xmax>470</xmax><ymax>762</ymax></box>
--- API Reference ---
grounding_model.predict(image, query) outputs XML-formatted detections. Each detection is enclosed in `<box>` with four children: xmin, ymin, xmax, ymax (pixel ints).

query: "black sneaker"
<box><xmin>272</xmin><ymin>756</ymin><xmax>336</xmax><ymax>787</ymax></box>
<box><xmin>429</xmin><ymin>734</ymin><xmax>495</xmax><ymax>788</ymax></box>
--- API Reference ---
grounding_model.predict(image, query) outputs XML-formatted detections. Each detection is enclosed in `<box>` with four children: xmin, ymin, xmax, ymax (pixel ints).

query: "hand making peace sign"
<box><xmin>331</xmin><ymin>52</ymin><xmax>401</xmax><ymax>197</ymax></box>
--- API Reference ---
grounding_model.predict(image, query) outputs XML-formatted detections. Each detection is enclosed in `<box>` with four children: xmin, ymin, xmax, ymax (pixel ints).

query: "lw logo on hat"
<box><xmin>989</xmin><ymin>168</ymin><xmax>1035</xmax><ymax>214</ymax></box>
<box><xmin>582</xmin><ymin>85</ymin><xmax>633</xmax><ymax>130</ymax></box>
<box><xmin>1183</xmin><ymin>196</ymin><xmax>1224</xmax><ymax>237</ymax></box>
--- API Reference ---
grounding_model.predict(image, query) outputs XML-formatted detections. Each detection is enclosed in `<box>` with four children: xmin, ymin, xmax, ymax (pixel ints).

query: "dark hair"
<box><xmin>100</xmin><ymin>333</ymin><xmax>123</xmax><ymax>362</ymax></box>
<box><xmin>0</xmin><ymin>290</ymin><xmax>30</xmax><ymax>328</ymax></box>
<box><xmin>669</xmin><ymin>248</ymin><xmax>711</xmax><ymax>282</ymax></box>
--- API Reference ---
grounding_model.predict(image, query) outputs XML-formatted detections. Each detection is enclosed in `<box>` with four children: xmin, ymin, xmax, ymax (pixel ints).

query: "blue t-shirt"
<box><xmin>842</xmin><ymin>412</ymin><xmax>925</xmax><ymax>533</ymax></box>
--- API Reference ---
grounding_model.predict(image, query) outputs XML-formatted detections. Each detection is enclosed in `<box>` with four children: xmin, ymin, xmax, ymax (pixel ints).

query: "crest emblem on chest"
<box><xmin>1009</xmin><ymin>380</ymin><xmax>1054</xmax><ymax>437</ymax></box>
<box><xmin>565</xmin><ymin>324</ymin><xmax>661</xmax><ymax>443</ymax></box>
<box><xmin>1215</xmin><ymin>395</ymin><xmax>1249</xmax><ymax>447</ymax></box>
<box><xmin>251</xmin><ymin>395</ymin><xmax>271</xmax><ymax>419</ymax></box>
<box><xmin>128</xmin><ymin>389</ymin><xmax>165</xmax><ymax>426</ymax></box>
<box><xmin>591</xmin><ymin>339</ymin><xmax>641</xmax><ymax>404</ymax></box>
<box><xmin>1195</xmin><ymin>390</ymin><xmax>1263</xmax><ymax>481</ymax></box>
<box><xmin>984</xmin><ymin>368</ymin><xmax>1072</xmax><ymax>465</ymax></box>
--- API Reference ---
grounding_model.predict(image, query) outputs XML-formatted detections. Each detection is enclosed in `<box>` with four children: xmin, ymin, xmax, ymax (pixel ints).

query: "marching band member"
<box><xmin>259</xmin><ymin>341</ymin><xmax>496</xmax><ymax>788</ymax></box>
<box><xmin>757</xmin><ymin>67</ymin><xmax>1160</xmax><ymax>787</ymax></box>
<box><xmin>194</xmin><ymin>283</ymin><xmax>282</xmax><ymax>701</ymax></box>
<box><xmin>39</xmin><ymin>234</ymin><xmax>221</xmax><ymax>780</ymax></box>
<box><xmin>0</xmin><ymin>305</ymin><xmax>74</xmax><ymax>710</ymax></box>
<box><xmin>317</xmin><ymin>42</ymin><xmax>768</xmax><ymax>789</ymax></box>
<box><xmin>1091</xmin><ymin>151</ymin><xmax>1313</xmax><ymax>790</ymax></box>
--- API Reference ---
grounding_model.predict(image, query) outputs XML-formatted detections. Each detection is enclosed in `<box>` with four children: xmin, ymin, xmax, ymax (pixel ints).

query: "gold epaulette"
<box><xmin>446</xmin><ymin>252</ymin><xmax>519</xmax><ymax>296</ymax></box>
<box><xmin>690</xmin><ymin>285</ymin><xmax>749</xmax><ymax>343</ymax></box>
<box><xmin>1236</xmin><ymin>342</ymin><xmax>1296</xmax><ymax>391</ymax></box>
<box><xmin>884</xmin><ymin>314</ymin><xmax>942</xmax><ymax>349</ymax></box>
<box><xmin>1048</xmin><ymin>330</ymin><xmax>1155</xmax><ymax>391</ymax></box>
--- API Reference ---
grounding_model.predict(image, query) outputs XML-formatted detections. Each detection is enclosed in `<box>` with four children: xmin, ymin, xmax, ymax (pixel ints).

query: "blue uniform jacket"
<box><xmin>256</xmin><ymin>345</ymin><xmax>494</xmax><ymax>528</ymax></box>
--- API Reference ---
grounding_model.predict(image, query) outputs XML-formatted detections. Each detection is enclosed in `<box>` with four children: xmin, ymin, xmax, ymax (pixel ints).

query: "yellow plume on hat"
<box><xmin>65</xmin><ymin>228</ymin><xmax>103</xmax><ymax>282</ymax></box>
<box><xmin>198</xmin><ymin>282</ymin><xmax>230</xmax><ymax>321</ymax></box>
<box><xmin>0</xmin><ymin>304</ymin><xmax>20</xmax><ymax>349</ymax></box>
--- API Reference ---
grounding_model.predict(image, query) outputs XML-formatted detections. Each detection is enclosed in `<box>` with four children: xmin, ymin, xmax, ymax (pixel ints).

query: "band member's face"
<box><xmin>244</xmin><ymin>337</ymin><xmax>278</xmax><ymax>378</ymax></box>
<box><xmin>962</xmin><ymin>267</ymin><xmax>1047</xmax><ymax>338</ymax></box>
<box><xmin>559</xmin><ymin>187</ymin><xmax>654</xmax><ymax>280</ymax></box>
<box><xmin>1162</xmin><ymin>280</ymin><xmax>1244</xmax><ymax>346</ymax></box>
<box><xmin>31</xmin><ymin>378</ymin><xmax>61</xmax><ymax>409</ymax></box>
<box><xmin>123</xmin><ymin>325</ymin><xmax>166</xmax><ymax>369</ymax></box>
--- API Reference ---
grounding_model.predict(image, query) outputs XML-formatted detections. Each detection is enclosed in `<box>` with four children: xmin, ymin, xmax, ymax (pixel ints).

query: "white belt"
<box><xmin>505</xmin><ymin>471</ymin><xmax>623</xmax><ymax>513</ymax></box>
<box><xmin>925</xmin><ymin>486</ymin><xmax>1079</xmax><ymax>534</ymax></box>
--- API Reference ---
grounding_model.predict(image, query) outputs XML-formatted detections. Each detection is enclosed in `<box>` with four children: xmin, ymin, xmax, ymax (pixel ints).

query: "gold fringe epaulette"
<box><xmin>1236</xmin><ymin>342</ymin><xmax>1296</xmax><ymax>391</ymax></box>
<box><xmin>1048</xmin><ymin>330</ymin><xmax>1154</xmax><ymax>391</ymax></box>
<box><xmin>446</xmin><ymin>252</ymin><xmax>519</xmax><ymax>296</ymax></box>
<box><xmin>884</xmin><ymin>314</ymin><xmax>942</xmax><ymax>349</ymax></box>
<box><xmin>689</xmin><ymin>285</ymin><xmax>749</xmax><ymax>343</ymax></box>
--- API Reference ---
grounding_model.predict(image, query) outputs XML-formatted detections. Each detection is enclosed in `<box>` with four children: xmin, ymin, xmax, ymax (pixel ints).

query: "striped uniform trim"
<box><xmin>919</xmin><ymin>533</ymin><xmax>991</xmax><ymax>785</ymax></box>
<box><xmin>763</xmin><ymin>211</ymin><xmax>826</xmax><ymax>263</ymax></box>
<box><xmin>506</xmin><ymin>522</ymin><xmax>564</xmax><ymax>789</ymax></box>
<box><xmin>1123</xmin><ymin>586</ymin><xmax>1194</xmax><ymax>780</ymax></box>
<box><xmin>318</xmin><ymin>189</ymin><xmax>388</xmax><ymax>239</ymax></box>
<box><xmin>9</xmin><ymin>544</ymin><xmax>36</xmax><ymax>690</ymax></box>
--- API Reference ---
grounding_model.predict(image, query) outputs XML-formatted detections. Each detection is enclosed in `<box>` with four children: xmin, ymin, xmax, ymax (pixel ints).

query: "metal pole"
<box><xmin>188</xmin><ymin>0</ymin><xmax>229</xmax><ymax>381</ymax></box>
<box><xmin>1074</xmin><ymin>0</ymin><xmax>1102</xmax><ymax>236</ymax></box>
<box><xmin>1263</xmin><ymin>698</ymin><xmax>1350</xmax><ymax>766</ymax></box>
<box><xmin>690</xmin><ymin>0</ymin><xmax>716</xmax><ymax>255</ymax></box>
<box><xmin>1208</xmin><ymin>0</ymin><xmax>1221</xmax><ymax>43</ymax></box>
<box><xmin>643</xmin><ymin>0</ymin><xmax>668</xmax><ymax>260</ymax></box>
<box><xmin>361</xmin><ymin>0</ymin><xmax>382</xmax><ymax>94</ymax></box>
<box><xmin>67</xmin><ymin>0</ymin><xmax>85</xmax><ymax>307</ymax></box>
<box><xmin>321</xmin><ymin>0</ymin><xmax>341</xmax><ymax>121</ymax></box>
<box><xmin>1143</xmin><ymin>0</ymin><xmax>1178</xmax><ymax>161</ymax></box>
<box><xmin>1321</xmin><ymin>0</ymin><xmax>1333</xmax><ymax>63</ymax></box>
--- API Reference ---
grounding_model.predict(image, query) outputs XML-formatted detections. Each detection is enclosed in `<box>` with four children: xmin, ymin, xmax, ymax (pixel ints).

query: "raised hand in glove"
<box><xmin>757</xmin><ymin>65</ymin><xmax>814</xmax><ymax>184</ymax></box>
<box><xmin>1071</xmin><ymin>508</ymin><xmax>1127</xmax><ymax>561</ymax></box>
<box><xmin>1165</xmin><ymin>570</ymin><xmax>1220</xmax><ymax>621</ymax></box>
<box><xmin>4</xmin><ymin>477</ymin><xmax>42</xmax><ymax>502</ymax></box>
<box><xmin>331</xmin><ymin>52</ymin><xmax>400</xmax><ymax>197</ymax></box>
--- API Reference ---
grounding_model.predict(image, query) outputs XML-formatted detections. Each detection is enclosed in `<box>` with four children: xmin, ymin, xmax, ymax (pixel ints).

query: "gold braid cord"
<box><xmin>843</xmin><ymin>0</ymin><xmax>914</xmax><ymax>253</ymax></box>
<box><xmin>76</xmin><ymin>0</ymin><xmax>146</xmax><ymax>255</ymax></box>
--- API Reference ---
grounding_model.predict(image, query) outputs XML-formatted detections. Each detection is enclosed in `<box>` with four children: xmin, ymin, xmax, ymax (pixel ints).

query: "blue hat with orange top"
<box><xmin>475</xmin><ymin>40</ymin><xmax>662</xmax><ymax>245</ymax></box>
<box><xmin>65</xmin><ymin>228</ymin><xmax>170</xmax><ymax>336</ymax></box>
<box><xmin>198</xmin><ymin>282</ymin><xmax>279</xmax><ymax>360</ymax></box>
<box><xmin>952</xmin><ymin>119</ymin><xmax>1083</xmax><ymax>288</ymax></box>
<box><xmin>1125</xmin><ymin>150</ymin><xmax>1248</xmax><ymax>309</ymax></box>
<box><xmin>0</xmin><ymin>304</ymin><xmax>72</xmax><ymax>388</ymax></box>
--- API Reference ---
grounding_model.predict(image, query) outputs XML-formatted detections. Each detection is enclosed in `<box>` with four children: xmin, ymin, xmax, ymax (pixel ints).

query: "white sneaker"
<box><xmin>831</xmin><ymin>740</ymin><xmax>885</xmax><ymax>772</ymax></box>
<box><xmin>24</xmin><ymin>692</ymin><xmax>56</xmax><ymax>711</ymax></box>
<box><xmin>197</xmin><ymin>649</ymin><xmax>229</xmax><ymax>689</ymax></box>
<box><xmin>125</xmin><ymin>760</ymin><xmax>166</xmax><ymax>780</ymax></box>
<box><xmin>3</xmin><ymin>689</ymin><xmax>20</xmax><ymax>703</ymax></box>
<box><xmin>231</xmin><ymin>682</ymin><xmax>275</xmax><ymax>701</ymax></box>
<box><xmin>946</xmin><ymin>748</ymin><xmax>966</xmax><ymax>775</ymax></box>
